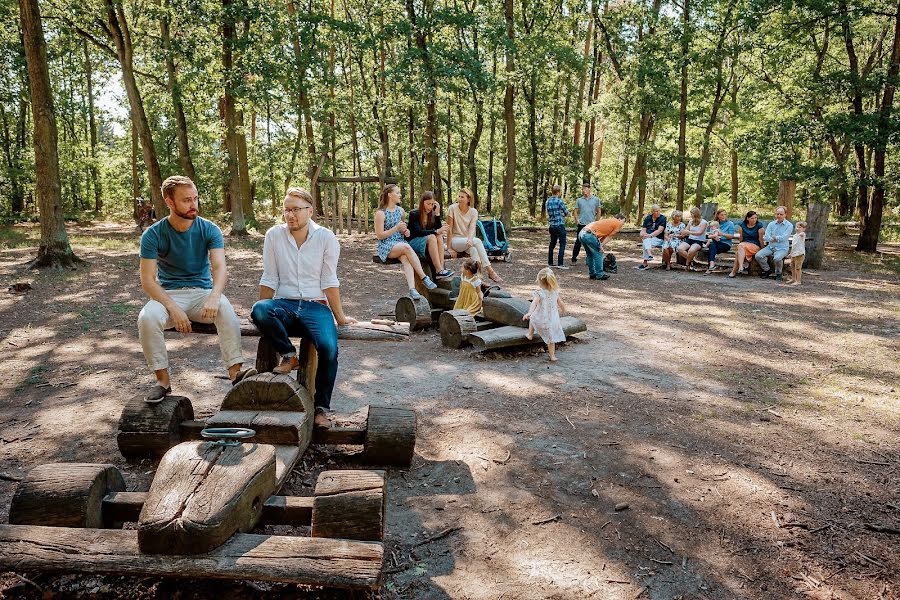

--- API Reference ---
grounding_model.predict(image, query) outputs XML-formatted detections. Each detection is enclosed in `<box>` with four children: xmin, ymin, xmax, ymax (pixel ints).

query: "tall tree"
<box><xmin>500</xmin><ymin>0</ymin><xmax>516</xmax><ymax>229</ymax></box>
<box><xmin>19</xmin><ymin>0</ymin><xmax>80</xmax><ymax>268</ymax></box>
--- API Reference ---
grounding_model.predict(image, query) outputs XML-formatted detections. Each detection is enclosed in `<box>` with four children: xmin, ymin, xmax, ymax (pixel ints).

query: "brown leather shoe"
<box><xmin>272</xmin><ymin>356</ymin><xmax>300</xmax><ymax>375</ymax></box>
<box><xmin>313</xmin><ymin>408</ymin><xmax>332</xmax><ymax>429</ymax></box>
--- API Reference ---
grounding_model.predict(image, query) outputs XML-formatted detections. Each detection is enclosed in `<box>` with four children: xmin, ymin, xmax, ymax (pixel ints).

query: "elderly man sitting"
<box><xmin>637</xmin><ymin>204</ymin><xmax>666</xmax><ymax>270</ymax></box>
<box><xmin>755</xmin><ymin>206</ymin><xmax>793</xmax><ymax>281</ymax></box>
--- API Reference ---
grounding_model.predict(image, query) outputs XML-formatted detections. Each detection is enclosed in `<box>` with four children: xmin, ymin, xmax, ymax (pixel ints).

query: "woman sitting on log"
<box><xmin>407</xmin><ymin>191</ymin><xmax>453</xmax><ymax>278</ymax></box>
<box><xmin>728</xmin><ymin>210</ymin><xmax>766</xmax><ymax>278</ymax></box>
<box><xmin>447</xmin><ymin>188</ymin><xmax>504</xmax><ymax>283</ymax></box>
<box><xmin>676</xmin><ymin>206</ymin><xmax>708</xmax><ymax>271</ymax></box>
<box><xmin>375</xmin><ymin>184</ymin><xmax>437</xmax><ymax>301</ymax></box>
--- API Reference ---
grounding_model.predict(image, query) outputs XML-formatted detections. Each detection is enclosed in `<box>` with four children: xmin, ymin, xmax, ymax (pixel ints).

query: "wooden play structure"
<box><xmin>0</xmin><ymin>327</ymin><xmax>417</xmax><ymax>590</ymax></box>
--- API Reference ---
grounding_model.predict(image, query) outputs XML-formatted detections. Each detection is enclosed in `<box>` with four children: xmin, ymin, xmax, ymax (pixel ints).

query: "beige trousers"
<box><xmin>138</xmin><ymin>288</ymin><xmax>242</xmax><ymax>371</ymax></box>
<box><xmin>450</xmin><ymin>236</ymin><xmax>491</xmax><ymax>268</ymax></box>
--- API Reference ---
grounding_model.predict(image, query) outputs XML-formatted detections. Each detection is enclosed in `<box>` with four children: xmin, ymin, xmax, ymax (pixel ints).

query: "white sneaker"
<box><xmin>555</xmin><ymin>264</ymin><xmax>570</xmax><ymax>270</ymax></box>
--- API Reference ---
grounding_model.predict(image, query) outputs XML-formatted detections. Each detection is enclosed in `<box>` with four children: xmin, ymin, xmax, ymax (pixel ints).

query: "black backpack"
<box><xmin>603</xmin><ymin>253</ymin><xmax>618</xmax><ymax>273</ymax></box>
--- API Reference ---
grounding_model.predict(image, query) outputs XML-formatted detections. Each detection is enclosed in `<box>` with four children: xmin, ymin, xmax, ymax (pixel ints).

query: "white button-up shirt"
<box><xmin>259</xmin><ymin>221</ymin><xmax>340</xmax><ymax>301</ymax></box>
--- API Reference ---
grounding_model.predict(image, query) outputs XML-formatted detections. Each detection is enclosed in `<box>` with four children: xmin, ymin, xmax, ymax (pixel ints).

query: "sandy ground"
<box><xmin>0</xmin><ymin>221</ymin><xmax>898</xmax><ymax>599</ymax></box>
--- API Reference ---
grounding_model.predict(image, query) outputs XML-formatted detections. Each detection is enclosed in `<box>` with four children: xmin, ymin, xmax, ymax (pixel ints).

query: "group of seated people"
<box><xmin>638</xmin><ymin>204</ymin><xmax>806</xmax><ymax>282</ymax></box>
<box><xmin>374</xmin><ymin>185</ymin><xmax>504</xmax><ymax>299</ymax></box>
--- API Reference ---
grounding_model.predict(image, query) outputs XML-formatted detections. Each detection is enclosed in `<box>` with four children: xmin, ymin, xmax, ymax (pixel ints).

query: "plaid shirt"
<box><xmin>546</xmin><ymin>196</ymin><xmax>569</xmax><ymax>227</ymax></box>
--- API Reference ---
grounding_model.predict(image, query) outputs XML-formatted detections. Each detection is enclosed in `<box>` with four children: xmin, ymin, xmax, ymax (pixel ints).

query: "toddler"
<box><xmin>702</xmin><ymin>221</ymin><xmax>721</xmax><ymax>249</ymax></box>
<box><xmin>787</xmin><ymin>221</ymin><xmax>806</xmax><ymax>285</ymax></box>
<box><xmin>453</xmin><ymin>259</ymin><xmax>484</xmax><ymax>316</ymax></box>
<box><xmin>523</xmin><ymin>267</ymin><xmax>567</xmax><ymax>361</ymax></box>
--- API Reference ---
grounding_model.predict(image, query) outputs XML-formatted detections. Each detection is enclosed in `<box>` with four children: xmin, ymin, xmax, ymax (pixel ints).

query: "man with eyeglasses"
<box><xmin>251</xmin><ymin>187</ymin><xmax>357</xmax><ymax>429</ymax></box>
<box><xmin>137</xmin><ymin>175</ymin><xmax>253</xmax><ymax>403</ymax></box>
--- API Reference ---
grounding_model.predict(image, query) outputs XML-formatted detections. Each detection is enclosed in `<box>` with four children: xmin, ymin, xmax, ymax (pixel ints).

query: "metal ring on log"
<box><xmin>9</xmin><ymin>463</ymin><xmax>126</xmax><ymax>528</ymax></box>
<box><xmin>311</xmin><ymin>470</ymin><xmax>386</xmax><ymax>542</ymax></box>
<box><xmin>117</xmin><ymin>394</ymin><xmax>195</xmax><ymax>459</ymax></box>
<box><xmin>362</xmin><ymin>406</ymin><xmax>416</xmax><ymax>467</ymax></box>
<box><xmin>439</xmin><ymin>309</ymin><xmax>477</xmax><ymax>349</ymax></box>
<box><xmin>395</xmin><ymin>295</ymin><xmax>432</xmax><ymax>331</ymax></box>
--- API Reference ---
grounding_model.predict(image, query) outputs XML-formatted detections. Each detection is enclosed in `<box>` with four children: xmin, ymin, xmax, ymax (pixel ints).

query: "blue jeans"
<box><xmin>707</xmin><ymin>240</ymin><xmax>731</xmax><ymax>264</ymax></box>
<box><xmin>579</xmin><ymin>231</ymin><xmax>604</xmax><ymax>277</ymax></box>
<box><xmin>250</xmin><ymin>298</ymin><xmax>338</xmax><ymax>409</ymax></box>
<box><xmin>548</xmin><ymin>225</ymin><xmax>566</xmax><ymax>266</ymax></box>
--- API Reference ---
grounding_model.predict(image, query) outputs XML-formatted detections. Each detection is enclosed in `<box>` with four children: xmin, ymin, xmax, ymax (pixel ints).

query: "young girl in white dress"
<box><xmin>523</xmin><ymin>267</ymin><xmax>567</xmax><ymax>361</ymax></box>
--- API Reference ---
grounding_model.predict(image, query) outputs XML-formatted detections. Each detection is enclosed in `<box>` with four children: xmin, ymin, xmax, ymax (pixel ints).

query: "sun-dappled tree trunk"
<box><xmin>160</xmin><ymin>5</ymin><xmax>196</xmax><ymax>184</ymax></box>
<box><xmin>82</xmin><ymin>41</ymin><xmax>101</xmax><ymax>212</ymax></box>
<box><xmin>222</xmin><ymin>0</ymin><xmax>245</xmax><ymax>234</ymax></box>
<box><xmin>19</xmin><ymin>0</ymin><xmax>80</xmax><ymax>268</ymax></box>
<box><xmin>500</xmin><ymin>0</ymin><xmax>516</xmax><ymax>230</ymax></box>
<box><xmin>676</xmin><ymin>0</ymin><xmax>689</xmax><ymax>211</ymax></box>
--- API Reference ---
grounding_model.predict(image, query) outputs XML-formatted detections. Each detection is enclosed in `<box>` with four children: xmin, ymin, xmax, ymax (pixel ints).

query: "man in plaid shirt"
<box><xmin>545</xmin><ymin>184</ymin><xmax>570</xmax><ymax>269</ymax></box>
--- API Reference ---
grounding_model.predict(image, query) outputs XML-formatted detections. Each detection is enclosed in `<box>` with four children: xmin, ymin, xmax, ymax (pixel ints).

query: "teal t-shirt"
<box><xmin>140</xmin><ymin>217</ymin><xmax>224</xmax><ymax>290</ymax></box>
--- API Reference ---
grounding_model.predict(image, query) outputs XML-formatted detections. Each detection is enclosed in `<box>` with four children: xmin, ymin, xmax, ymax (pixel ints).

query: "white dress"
<box><xmin>529</xmin><ymin>289</ymin><xmax>565</xmax><ymax>344</ymax></box>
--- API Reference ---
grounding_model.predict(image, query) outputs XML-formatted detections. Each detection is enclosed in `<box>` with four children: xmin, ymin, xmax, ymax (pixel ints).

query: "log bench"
<box><xmin>439</xmin><ymin>296</ymin><xmax>588</xmax><ymax>352</ymax></box>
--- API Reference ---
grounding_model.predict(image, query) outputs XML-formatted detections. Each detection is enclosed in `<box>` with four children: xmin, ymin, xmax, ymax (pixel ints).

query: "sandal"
<box><xmin>488</xmin><ymin>269</ymin><xmax>504</xmax><ymax>284</ymax></box>
<box><xmin>727</xmin><ymin>272</ymin><xmax>736</xmax><ymax>278</ymax></box>
<box><xmin>144</xmin><ymin>384</ymin><xmax>172</xmax><ymax>404</ymax></box>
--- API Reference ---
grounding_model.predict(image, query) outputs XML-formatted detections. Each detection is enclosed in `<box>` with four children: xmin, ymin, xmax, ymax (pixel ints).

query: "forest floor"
<box><xmin>0</xmin><ymin>220</ymin><xmax>898</xmax><ymax>600</ymax></box>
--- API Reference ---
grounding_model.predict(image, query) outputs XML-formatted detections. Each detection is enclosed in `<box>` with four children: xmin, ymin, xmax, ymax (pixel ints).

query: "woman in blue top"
<box><xmin>704</xmin><ymin>208</ymin><xmax>737</xmax><ymax>274</ymax></box>
<box><xmin>375</xmin><ymin>184</ymin><xmax>437</xmax><ymax>300</ymax></box>
<box><xmin>728</xmin><ymin>210</ymin><xmax>766</xmax><ymax>278</ymax></box>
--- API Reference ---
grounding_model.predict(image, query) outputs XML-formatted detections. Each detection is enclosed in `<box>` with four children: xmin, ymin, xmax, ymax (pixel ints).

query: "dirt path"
<box><xmin>0</xmin><ymin>222</ymin><xmax>898</xmax><ymax>599</ymax></box>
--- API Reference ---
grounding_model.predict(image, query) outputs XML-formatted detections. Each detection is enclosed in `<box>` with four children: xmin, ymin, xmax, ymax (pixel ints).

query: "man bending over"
<box><xmin>251</xmin><ymin>187</ymin><xmax>357</xmax><ymax>429</ymax></box>
<box><xmin>138</xmin><ymin>175</ymin><xmax>252</xmax><ymax>403</ymax></box>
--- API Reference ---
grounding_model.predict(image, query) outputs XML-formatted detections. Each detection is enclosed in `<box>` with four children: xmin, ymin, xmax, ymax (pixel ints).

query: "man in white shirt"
<box><xmin>250</xmin><ymin>187</ymin><xmax>357</xmax><ymax>428</ymax></box>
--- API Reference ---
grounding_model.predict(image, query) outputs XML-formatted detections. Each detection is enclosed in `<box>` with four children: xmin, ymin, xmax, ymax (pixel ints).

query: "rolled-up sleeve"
<box><xmin>320</xmin><ymin>232</ymin><xmax>340</xmax><ymax>290</ymax></box>
<box><xmin>259</xmin><ymin>229</ymin><xmax>280</xmax><ymax>291</ymax></box>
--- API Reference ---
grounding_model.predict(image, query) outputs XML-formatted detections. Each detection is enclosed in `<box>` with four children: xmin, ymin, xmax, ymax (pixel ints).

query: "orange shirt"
<box><xmin>584</xmin><ymin>218</ymin><xmax>623</xmax><ymax>239</ymax></box>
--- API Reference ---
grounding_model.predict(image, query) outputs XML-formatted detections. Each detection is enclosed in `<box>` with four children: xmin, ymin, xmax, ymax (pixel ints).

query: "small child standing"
<box><xmin>787</xmin><ymin>221</ymin><xmax>807</xmax><ymax>286</ymax></box>
<box><xmin>523</xmin><ymin>267</ymin><xmax>567</xmax><ymax>361</ymax></box>
<box><xmin>453</xmin><ymin>259</ymin><xmax>484</xmax><ymax>316</ymax></box>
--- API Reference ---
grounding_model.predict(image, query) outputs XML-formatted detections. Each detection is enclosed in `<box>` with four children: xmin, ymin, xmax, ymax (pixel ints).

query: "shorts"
<box><xmin>408</xmin><ymin>236</ymin><xmax>429</xmax><ymax>257</ymax></box>
<box><xmin>739</xmin><ymin>242</ymin><xmax>761</xmax><ymax>258</ymax></box>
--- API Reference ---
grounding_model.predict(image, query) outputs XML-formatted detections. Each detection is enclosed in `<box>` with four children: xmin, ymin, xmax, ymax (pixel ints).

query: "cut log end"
<box><xmin>10</xmin><ymin>463</ymin><xmax>126</xmax><ymax>528</ymax></box>
<box><xmin>362</xmin><ymin>406</ymin><xmax>416</xmax><ymax>467</ymax></box>
<box><xmin>439</xmin><ymin>309</ymin><xmax>477</xmax><ymax>349</ymax></box>
<box><xmin>395</xmin><ymin>296</ymin><xmax>432</xmax><ymax>331</ymax></box>
<box><xmin>117</xmin><ymin>394</ymin><xmax>194</xmax><ymax>459</ymax></box>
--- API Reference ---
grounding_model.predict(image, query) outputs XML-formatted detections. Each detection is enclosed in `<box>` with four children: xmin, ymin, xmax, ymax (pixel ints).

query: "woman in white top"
<box><xmin>676</xmin><ymin>206</ymin><xmax>708</xmax><ymax>271</ymax></box>
<box><xmin>374</xmin><ymin>184</ymin><xmax>437</xmax><ymax>300</ymax></box>
<box><xmin>446</xmin><ymin>188</ymin><xmax>503</xmax><ymax>283</ymax></box>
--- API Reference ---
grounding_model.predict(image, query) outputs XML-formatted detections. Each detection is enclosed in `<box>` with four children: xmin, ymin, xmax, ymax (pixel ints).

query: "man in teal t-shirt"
<box><xmin>137</xmin><ymin>175</ymin><xmax>252</xmax><ymax>402</ymax></box>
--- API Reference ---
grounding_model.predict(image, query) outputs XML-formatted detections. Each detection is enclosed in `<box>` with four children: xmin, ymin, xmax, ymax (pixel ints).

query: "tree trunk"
<box><xmin>857</xmin><ymin>0</ymin><xmax>898</xmax><ymax>251</ymax></box>
<box><xmin>467</xmin><ymin>99</ymin><xmax>484</xmax><ymax>208</ymax></box>
<box><xmin>236</xmin><ymin>111</ymin><xmax>254</xmax><ymax>221</ymax></box>
<box><xmin>525</xmin><ymin>72</ymin><xmax>539</xmax><ymax>217</ymax></box>
<box><xmin>805</xmin><ymin>201</ymin><xmax>829</xmax><ymax>268</ymax></box>
<box><xmin>406</xmin><ymin>0</ymin><xmax>438</xmax><ymax>198</ymax></box>
<box><xmin>572</xmin><ymin>14</ymin><xmax>593</xmax><ymax>148</ymax></box>
<box><xmin>222</xmin><ymin>0</ymin><xmax>245</xmax><ymax>234</ymax></box>
<box><xmin>778</xmin><ymin>180</ymin><xmax>796</xmax><ymax>219</ymax></box>
<box><xmin>105</xmin><ymin>0</ymin><xmax>164</xmax><ymax>215</ymax></box>
<box><xmin>160</xmin><ymin>6</ymin><xmax>196</xmax><ymax>184</ymax></box>
<box><xmin>486</xmin><ymin>48</ymin><xmax>497</xmax><ymax>213</ymax></box>
<box><xmin>582</xmin><ymin>24</ymin><xmax>600</xmax><ymax>182</ymax></box>
<box><xmin>19</xmin><ymin>0</ymin><xmax>80</xmax><ymax>268</ymax></box>
<box><xmin>131</xmin><ymin>117</ymin><xmax>141</xmax><ymax>217</ymax></box>
<box><xmin>500</xmin><ymin>0</ymin><xmax>516</xmax><ymax>230</ymax></box>
<box><xmin>83</xmin><ymin>41</ymin><xmax>102</xmax><ymax>211</ymax></box>
<box><xmin>676</xmin><ymin>0</ymin><xmax>689</xmax><ymax>211</ymax></box>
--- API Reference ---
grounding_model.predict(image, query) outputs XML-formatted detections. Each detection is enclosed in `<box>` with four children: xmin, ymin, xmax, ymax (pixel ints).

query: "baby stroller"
<box><xmin>475</xmin><ymin>218</ymin><xmax>512</xmax><ymax>262</ymax></box>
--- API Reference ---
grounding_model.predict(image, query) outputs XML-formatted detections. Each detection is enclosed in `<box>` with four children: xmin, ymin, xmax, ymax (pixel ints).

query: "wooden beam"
<box><xmin>313</xmin><ymin>426</ymin><xmax>366</xmax><ymax>446</ymax></box>
<box><xmin>170</xmin><ymin>320</ymin><xmax>409</xmax><ymax>341</ymax></box>
<box><xmin>0</xmin><ymin>525</ymin><xmax>383</xmax><ymax>590</ymax></box>
<box><xmin>102</xmin><ymin>492</ymin><xmax>315</xmax><ymax>526</ymax></box>
<box><xmin>468</xmin><ymin>316</ymin><xmax>587</xmax><ymax>351</ymax></box>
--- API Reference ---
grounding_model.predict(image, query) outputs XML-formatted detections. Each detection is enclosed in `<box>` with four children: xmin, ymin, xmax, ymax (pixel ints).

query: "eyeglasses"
<box><xmin>284</xmin><ymin>206</ymin><xmax>313</xmax><ymax>215</ymax></box>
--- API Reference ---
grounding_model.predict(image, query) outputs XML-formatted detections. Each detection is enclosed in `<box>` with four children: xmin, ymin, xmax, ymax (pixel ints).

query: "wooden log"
<box><xmin>298</xmin><ymin>338</ymin><xmax>317</xmax><ymax>401</ymax></box>
<box><xmin>138</xmin><ymin>441</ymin><xmax>277</xmax><ymax>554</ymax></box>
<box><xmin>395</xmin><ymin>296</ymin><xmax>432</xmax><ymax>331</ymax></box>
<box><xmin>117</xmin><ymin>394</ymin><xmax>195</xmax><ymax>459</ymax></box>
<box><xmin>103</xmin><ymin>491</ymin><xmax>314</xmax><ymax>527</ymax></box>
<box><xmin>426</xmin><ymin>287</ymin><xmax>455</xmax><ymax>310</ymax></box>
<box><xmin>10</xmin><ymin>464</ymin><xmax>126</xmax><ymax>528</ymax></box>
<box><xmin>274</xmin><ymin>445</ymin><xmax>302</xmax><ymax>489</ymax></box>
<box><xmin>313</xmin><ymin>426</ymin><xmax>367</xmax><ymax>446</ymax></box>
<box><xmin>362</xmin><ymin>406</ymin><xmax>416</xmax><ymax>467</ymax></box>
<box><xmin>206</xmin><ymin>410</ymin><xmax>310</xmax><ymax>446</ymax></box>
<box><xmin>468</xmin><ymin>316</ymin><xmax>588</xmax><ymax>351</ymax></box>
<box><xmin>179</xmin><ymin>419</ymin><xmax>206</xmax><ymax>441</ymax></box>
<box><xmin>256</xmin><ymin>336</ymin><xmax>279</xmax><ymax>372</ymax></box>
<box><xmin>439</xmin><ymin>309</ymin><xmax>477</xmax><ymax>349</ymax></box>
<box><xmin>0</xmin><ymin>525</ymin><xmax>383</xmax><ymax>590</ymax></box>
<box><xmin>312</xmin><ymin>470</ymin><xmax>386</xmax><ymax>542</ymax></box>
<box><xmin>805</xmin><ymin>201</ymin><xmax>828</xmax><ymax>269</ymax></box>
<box><xmin>183</xmin><ymin>319</ymin><xmax>408</xmax><ymax>341</ymax></box>
<box><xmin>220</xmin><ymin>372</ymin><xmax>314</xmax><ymax>414</ymax></box>
<box><xmin>482</xmin><ymin>296</ymin><xmax>531</xmax><ymax>327</ymax></box>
